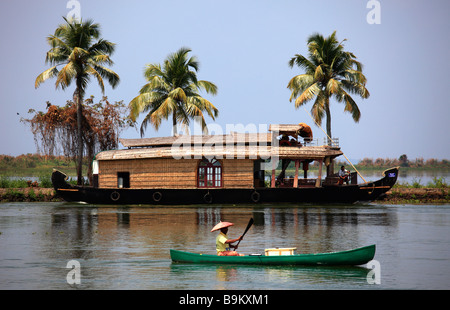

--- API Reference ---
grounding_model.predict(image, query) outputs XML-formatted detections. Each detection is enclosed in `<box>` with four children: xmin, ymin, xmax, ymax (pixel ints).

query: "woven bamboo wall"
<box><xmin>222</xmin><ymin>159</ymin><xmax>254</xmax><ymax>188</ymax></box>
<box><xmin>98</xmin><ymin>158</ymin><xmax>254</xmax><ymax>189</ymax></box>
<box><xmin>98</xmin><ymin>159</ymin><xmax>197</xmax><ymax>189</ymax></box>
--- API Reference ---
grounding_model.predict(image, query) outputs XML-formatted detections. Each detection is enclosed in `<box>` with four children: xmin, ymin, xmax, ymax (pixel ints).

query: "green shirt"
<box><xmin>216</xmin><ymin>232</ymin><xmax>230</xmax><ymax>252</ymax></box>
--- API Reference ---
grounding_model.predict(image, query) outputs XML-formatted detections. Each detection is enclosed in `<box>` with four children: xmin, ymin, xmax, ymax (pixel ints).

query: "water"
<box><xmin>1</xmin><ymin>202</ymin><xmax>449</xmax><ymax>290</ymax></box>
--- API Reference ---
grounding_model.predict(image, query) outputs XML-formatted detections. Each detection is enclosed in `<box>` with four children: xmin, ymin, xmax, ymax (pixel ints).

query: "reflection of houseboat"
<box><xmin>52</xmin><ymin>124</ymin><xmax>399</xmax><ymax>205</ymax></box>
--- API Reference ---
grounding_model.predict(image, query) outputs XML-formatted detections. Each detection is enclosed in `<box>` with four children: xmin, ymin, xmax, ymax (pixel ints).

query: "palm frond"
<box><xmin>294</xmin><ymin>83</ymin><xmax>321</xmax><ymax>108</ymax></box>
<box><xmin>91</xmin><ymin>64</ymin><xmax>120</xmax><ymax>89</ymax></box>
<box><xmin>195</xmin><ymin>80</ymin><xmax>218</xmax><ymax>95</ymax></box>
<box><xmin>88</xmin><ymin>39</ymin><xmax>116</xmax><ymax>55</ymax></box>
<box><xmin>55</xmin><ymin>62</ymin><xmax>77</xmax><ymax>90</ymax></box>
<box><xmin>326</xmin><ymin>78</ymin><xmax>341</xmax><ymax>96</ymax></box>
<box><xmin>340</xmin><ymin>80</ymin><xmax>370</xmax><ymax>99</ymax></box>
<box><xmin>287</xmin><ymin>74</ymin><xmax>314</xmax><ymax>101</ymax></box>
<box><xmin>288</xmin><ymin>54</ymin><xmax>315</xmax><ymax>74</ymax></box>
<box><xmin>130</xmin><ymin>47</ymin><xmax>218</xmax><ymax>136</ymax></box>
<box><xmin>128</xmin><ymin>92</ymin><xmax>162</xmax><ymax>121</ymax></box>
<box><xmin>35</xmin><ymin>66</ymin><xmax>59</xmax><ymax>89</ymax></box>
<box><xmin>288</xmin><ymin>31</ymin><xmax>369</xmax><ymax>137</ymax></box>
<box><xmin>342</xmin><ymin>90</ymin><xmax>361</xmax><ymax>122</ymax></box>
<box><xmin>168</xmin><ymin>87</ymin><xmax>187</xmax><ymax>103</ymax></box>
<box><xmin>85</xmin><ymin>65</ymin><xmax>105</xmax><ymax>93</ymax></box>
<box><xmin>37</xmin><ymin>17</ymin><xmax>119</xmax><ymax>100</ymax></box>
<box><xmin>152</xmin><ymin>97</ymin><xmax>177</xmax><ymax>121</ymax></box>
<box><xmin>310</xmin><ymin>91</ymin><xmax>327</xmax><ymax>125</ymax></box>
<box><xmin>188</xmin><ymin>96</ymin><xmax>219</xmax><ymax>120</ymax></box>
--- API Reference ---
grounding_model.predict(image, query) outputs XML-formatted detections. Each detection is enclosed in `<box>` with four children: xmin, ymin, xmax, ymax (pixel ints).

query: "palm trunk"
<box><xmin>75</xmin><ymin>82</ymin><xmax>84</xmax><ymax>185</ymax></box>
<box><xmin>172</xmin><ymin>112</ymin><xmax>177</xmax><ymax>136</ymax></box>
<box><xmin>325</xmin><ymin>97</ymin><xmax>332</xmax><ymax>145</ymax></box>
<box><xmin>325</xmin><ymin>97</ymin><xmax>334</xmax><ymax>176</ymax></box>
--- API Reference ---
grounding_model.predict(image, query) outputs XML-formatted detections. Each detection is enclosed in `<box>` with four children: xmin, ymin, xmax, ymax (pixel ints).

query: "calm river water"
<box><xmin>0</xmin><ymin>201</ymin><xmax>449</xmax><ymax>290</ymax></box>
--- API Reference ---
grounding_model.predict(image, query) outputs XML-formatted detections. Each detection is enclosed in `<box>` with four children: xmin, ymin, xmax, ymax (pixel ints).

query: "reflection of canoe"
<box><xmin>170</xmin><ymin>244</ymin><xmax>375</xmax><ymax>266</ymax></box>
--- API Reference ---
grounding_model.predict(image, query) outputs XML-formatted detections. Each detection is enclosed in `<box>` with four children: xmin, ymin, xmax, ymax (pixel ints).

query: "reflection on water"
<box><xmin>169</xmin><ymin>263</ymin><xmax>370</xmax><ymax>290</ymax></box>
<box><xmin>0</xmin><ymin>202</ymin><xmax>449</xmax><ymax>289</ymax></box>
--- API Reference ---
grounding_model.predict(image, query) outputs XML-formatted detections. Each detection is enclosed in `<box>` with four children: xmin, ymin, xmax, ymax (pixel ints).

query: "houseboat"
<box><xmin>51</xmin><ymin>124</ymin><xmax>399</xmax><ymax>205</ymax></box>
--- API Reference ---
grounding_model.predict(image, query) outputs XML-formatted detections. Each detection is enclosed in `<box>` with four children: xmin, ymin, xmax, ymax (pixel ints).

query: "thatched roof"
<box><xmin>269</xmin><ymin>124</ymin><xmax>303</xmax><ymax>133</ymax></box>
<box><xmin>120</xmin><ymin>132</ymin><xmax>273</xmax><ymax>148</ymax></box>
<box><xmin>269</xmin><ymin>123</ymin><xmax>313</xmax><ymax>138</ymax></box>
<box><xmin>96</xmin><ymin>144</ymin><xmax>342</xmax><ymax>161</ymax></box>
<box><xmin>97</xmin><ymin>125</ymin><xmax>341</xmax><ymax>162</ymax></box>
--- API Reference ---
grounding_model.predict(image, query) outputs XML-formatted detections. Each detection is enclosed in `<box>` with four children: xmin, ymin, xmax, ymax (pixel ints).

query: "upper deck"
<box><xmin>96</xmin><ymin>124</ymin><xmax>342</xmax><ymax>162</ymax></box>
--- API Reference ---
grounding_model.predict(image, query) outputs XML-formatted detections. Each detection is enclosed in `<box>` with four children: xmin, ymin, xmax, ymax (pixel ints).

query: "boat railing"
<box><xmin>322</xmin><ymin>137</ymin><xmax>339</xmax><ymax>147</ymax></box>
<box><xmin>289</xmin><ymin>137</ymin><xmax>340</xmax><ymax>147</ymax></box>
<box><xmin>278</xmin><ymin>178</ymin><xmax>317</xmax><ymax>188</ymax></box>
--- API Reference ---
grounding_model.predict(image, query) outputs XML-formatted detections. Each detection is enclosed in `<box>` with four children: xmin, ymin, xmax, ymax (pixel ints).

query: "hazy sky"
<box><xmin>0</xmin><ymin>0</ymin><xmax>449</xmax><ymax>160</ymax></box>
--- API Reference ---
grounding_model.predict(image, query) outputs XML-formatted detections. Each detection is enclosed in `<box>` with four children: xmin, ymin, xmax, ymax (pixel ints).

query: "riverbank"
<box><xmin>0</xmin><ymin>187</ymin><xmax>448</xmax><ymax>204</ymax></box>
<box><xmin>379</xmin><ymin>187</ymin><xmax>450</xmax><ymax>204</ymax></box>
<box><xmin>0</xmin><ymin>188</ymin><xmax>59</xmax><ymax>202</ymax></box>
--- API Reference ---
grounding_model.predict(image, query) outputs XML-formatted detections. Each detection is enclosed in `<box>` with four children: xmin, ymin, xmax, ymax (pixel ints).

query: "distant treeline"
<box><xmin>0</xmin><ymin>154</ymin><xmax>88</xmax><ymax>176</ymax></box>
<box><xmin>354</xmin><ymin>156</ymin><xmax>450</xmax><ymax>168</ymax></box>
<box><xmin>287</xmin><ymin>155</ymin><xmax>449</xmax><ymax>170</ymax></box>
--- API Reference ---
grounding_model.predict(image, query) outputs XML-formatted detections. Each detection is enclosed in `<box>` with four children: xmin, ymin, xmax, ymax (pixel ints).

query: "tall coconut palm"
<box><xmin>35</xmin><ymin>17</ymin><xmax>119</xmax><ymax>184</ymax></box>
<box><xmin>287</xmin><ymin>31</ymin><xmax>369</xmax><ymax>144</ymax></box>
<box><xmin>129</xmin><ymin>47</ymin><xmax>218</xmax><ymax>137</ymax></box>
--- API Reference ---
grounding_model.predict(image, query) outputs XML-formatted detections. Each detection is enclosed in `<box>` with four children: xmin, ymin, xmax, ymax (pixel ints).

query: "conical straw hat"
<box><xmin>211</xmin><ymin>221</ymin><xmax>234</xmax><ymax>232</ymax></box>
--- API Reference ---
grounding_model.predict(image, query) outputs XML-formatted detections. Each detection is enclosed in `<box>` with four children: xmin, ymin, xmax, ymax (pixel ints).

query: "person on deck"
<box><xmin>338</xmin><ymin>165</ymin><xmax>350</xmax><ymax>185</ymax></box>
<box><xmin>211</xmin><ymin>221</ymin><xmax>244</xmax><ymax>256</ymax></box>
<box><xmin>298</xmin><ymin>123</ymin><xmax>313</xmax><ymax>144</ymax></box>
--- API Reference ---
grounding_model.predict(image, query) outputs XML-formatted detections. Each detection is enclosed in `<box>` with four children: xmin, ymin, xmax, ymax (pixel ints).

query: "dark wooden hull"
<box><xmin>51</xmin><ymin>167</ymin><xmax>399</xmax><ymax>205</ymax></box>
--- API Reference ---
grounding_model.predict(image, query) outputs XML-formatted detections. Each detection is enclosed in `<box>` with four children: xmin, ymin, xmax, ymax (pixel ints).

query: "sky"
<box><xmin>0</xmin><ymin>0</ymin><xmax>449</xmax><ymax>161</ymax></box>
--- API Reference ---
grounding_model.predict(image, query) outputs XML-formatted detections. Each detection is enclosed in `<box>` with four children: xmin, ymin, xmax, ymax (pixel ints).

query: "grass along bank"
<box><xmin>380</xmin><ymin>188</ymin><xmax>449</xmax><ymax>204</ymax></box>
<box><xmin>0</xmin><ymin>188</ymin><xmax>58</xmax><ymax>202</ymax></box>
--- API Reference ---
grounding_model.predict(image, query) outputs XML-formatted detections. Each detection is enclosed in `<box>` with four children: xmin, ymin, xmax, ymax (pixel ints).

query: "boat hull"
<box><xmin>51</xmin><ymin>167</ymin><xmax>398</xmax><ymax>205</ymax></box>
<box><xmin>170</xmin><ymin>244</ymin><xmax>376</xmax><ymax>266</ymax></box>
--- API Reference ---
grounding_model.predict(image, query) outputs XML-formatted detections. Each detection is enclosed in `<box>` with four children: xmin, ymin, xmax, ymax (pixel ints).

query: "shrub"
<box><xmin>38</xmin><ymin>174</ymin><xmax>53</xmax><ymax>188</ymax></box>
<box><xmin>428</xmin><ymin>177</ymin><xmax>447</xmax><ymax>188</ymax></box>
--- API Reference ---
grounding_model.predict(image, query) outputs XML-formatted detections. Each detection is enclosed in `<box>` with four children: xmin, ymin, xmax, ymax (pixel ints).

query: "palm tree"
<box><xmin>129</xmin><ymin>47</ymin><xmax>218</xmax><ymax>137</ymax></box>
<box><xmin>35</xmin><ymin>17</ymin><xmax>119</xmax><ymax>184</ymax></box>
<box><xmin>287</xmin><ymin>31</ymin><xmax>369</xmax><ymax>144</ymax></box>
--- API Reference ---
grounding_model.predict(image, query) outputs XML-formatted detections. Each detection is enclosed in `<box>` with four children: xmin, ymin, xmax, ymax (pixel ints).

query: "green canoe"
<box><xmin>170</xmin><ymin>244</ymin><xmax>375</xmax><ymax>266</ymax></box>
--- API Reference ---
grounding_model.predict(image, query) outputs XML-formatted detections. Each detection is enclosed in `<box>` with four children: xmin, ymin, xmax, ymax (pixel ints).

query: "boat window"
<box><xmin>198</xmin><ymin>158</ymin><xmax>222</xmax><ymax>188</ymax></box>
<box><xmin>117</xmin><ymin>172</ymin><xmax>130</xmax><ymax>188</ymax></box>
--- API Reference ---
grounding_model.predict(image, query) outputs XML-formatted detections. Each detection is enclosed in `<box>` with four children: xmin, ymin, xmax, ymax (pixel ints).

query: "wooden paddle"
<box><xmin>235</xmin><ymin>218</ymin><xmax>254</xmax><ymax>249</ymax></box>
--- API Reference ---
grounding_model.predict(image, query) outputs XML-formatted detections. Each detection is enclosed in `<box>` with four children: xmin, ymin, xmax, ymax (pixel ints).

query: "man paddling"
<box><xmin>211</xmin><ymin>221</ymin><xmax>244</xmax><ymax>256</ymax></box>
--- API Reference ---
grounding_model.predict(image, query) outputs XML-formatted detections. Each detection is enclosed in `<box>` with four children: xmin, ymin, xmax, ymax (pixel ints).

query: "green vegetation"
<box><xmin>35</xmin><ymin>17</ymin><xmax>120</xmax><ymax>185</ymax></box>
<box><xmin>0</xmin><ymin>154</ymin><xmax>88</xmax><ymax>178</ymax></box>
<box><xmin>0</xmin><ymin>174</ymin><xmax>53</xmax><ymax>189</ymax></box>
<box><xmin>356</xmin><ymin>155</ymin><xmax>449</xmax><ymax>169</ymax></box>
<box><xmin>129</xmin><ymin>47</ymin><xmax>219</xmax><ymax>137</ymax></box>
<box><xmin>0</xmin><ymin>188</ymin><xmax>58</xmax><ymax>202</ymax></box>
<box><xmin>394</xmin><ymin>177</ymin><xmax>448</xmax><ymax>189</ymax></box>
<box><xmin>287</xmin><ymin>31</ymin><xmax>369</xmax><ymax>143</ymax></box>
